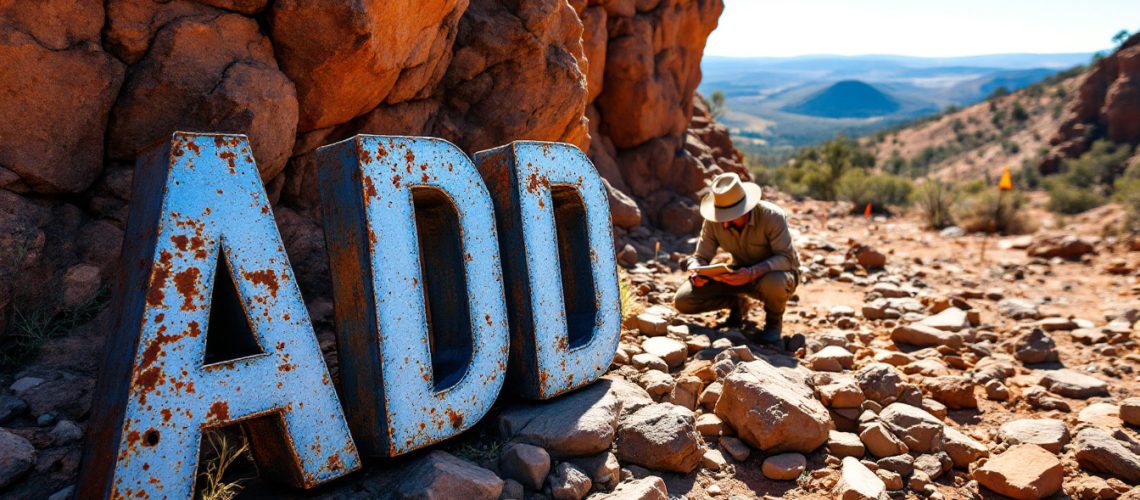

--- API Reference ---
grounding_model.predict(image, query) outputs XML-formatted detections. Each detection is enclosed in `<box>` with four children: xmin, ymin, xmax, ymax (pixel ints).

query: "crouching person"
<box><xmin>673</xmin><ymin>173</ymin><xmax>801</xmax><ymax>344</ymax></box>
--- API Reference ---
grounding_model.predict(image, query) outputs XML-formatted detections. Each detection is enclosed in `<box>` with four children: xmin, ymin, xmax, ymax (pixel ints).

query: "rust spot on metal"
<box><xmin>185</xmin><ymin>141</ymin><xmax>200</xmax><ymax>155</ymax></box>
<box><xmin>171</xmin><ymin>235</ymin><xmax>189</xmax><ymax>251</ymax></box>
<box><xmin>146</xmin><ymin>251</ymin><xmax>173</xmax><ymax>307</ymax></box>
<box><xmin>219</xmin><ymin>151</ymin><xmax>237</xmax><ymax>174</ymax></box>
<box><xmin>186</xmin><ymin>321</ymin><xmax>201</xmax><ymax>337</ymax></box>
<box><xmin>242</xmin><ymin>269</ymin><xmax>279</xmax><ymax>298</ymax></box>
<box><xmin>391</xmin><ymin>174</ymin><xmax>402</xmax><ymax>188</ymax></box>
<box><xmin>405</xmin><ymin>149</ymin><xmax>415</xmax><ymax>166</ymax></box>
<box><xmin>207</xmin><ymin>401</ymin><xmax>229</xmax><ymax>422</ymax></box>
<box><xmin>447</xmin><ymin>408</ymin><xmax>464</xmax><ymax>428</ymax></box>
<box><xmin>363</xmin><ymin>175</ymin><xmax>378</xmax><ymax>199</ymax></box>
<box><xmin>173</xmin><ymin>267</ymin><xmax>202</xmax><ymax>311</ymax></box>
<box><xmin>160</xmin><ymin>409</ymin><xmax>172</xmax><ymax>422</ymax></box>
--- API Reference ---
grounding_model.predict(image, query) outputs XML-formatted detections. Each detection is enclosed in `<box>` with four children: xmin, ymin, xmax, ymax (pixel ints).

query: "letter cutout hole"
<box><xmin>475</xmin><ymin>142</ymin><xmax>621</xmax><ymax>399</ymax></box>
<box><xmin>317</xmin><ymin>136</ymin><xmax>510</xmax><ymax>456</ymax></box>
<box><xmin>77</xmin><ymin>133</ymin><xmax>360</xmax><ymax>498</ymax></box>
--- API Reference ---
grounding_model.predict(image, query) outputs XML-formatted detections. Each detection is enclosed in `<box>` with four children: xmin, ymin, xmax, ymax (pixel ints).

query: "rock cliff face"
<box><xmin>1040</xmin><ymin>33</ymin><xmax>1140</xmax><ymax>173</ymax></box>
<box><xmin>0</xmin><ymin>0</ymin><xmax>743</xmax><ymax>338</ymax></box>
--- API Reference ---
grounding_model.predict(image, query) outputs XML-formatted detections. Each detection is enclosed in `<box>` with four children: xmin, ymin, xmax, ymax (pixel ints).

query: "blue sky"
<box><xmin>705</xmin><ymin>0</ymin><xmax>1135</xmax><ymax>58</ymax></box>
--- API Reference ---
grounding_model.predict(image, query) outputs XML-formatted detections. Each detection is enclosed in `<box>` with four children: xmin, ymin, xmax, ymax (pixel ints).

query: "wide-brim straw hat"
<box><xmin>699</xmin><ymin>173</ymin><xmax>762</xmax><ymax>222</ymax></box>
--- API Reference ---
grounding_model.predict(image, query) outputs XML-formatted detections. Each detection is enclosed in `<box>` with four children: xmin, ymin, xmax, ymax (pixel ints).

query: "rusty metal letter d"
<box><xmin>77</xmin><ymin>133</ymin><xmax>361</xmax><ymax>499</ymax></box>
<box><xmin>317</xmin><ymin>136</ymin><xmax>510</xmax><ymax>457</ymax></box>
<box><xmin>474</xmin><ymin>142</ymin><xmax>621</xmax><ymax>399</ymax></box>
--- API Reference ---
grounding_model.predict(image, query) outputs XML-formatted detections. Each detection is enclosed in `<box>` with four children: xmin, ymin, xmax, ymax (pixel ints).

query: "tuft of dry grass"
<box><xmin>619</xmin><ymin>272</ymin><xmax>642</xmax><ymax>320</ymax></box>
<box><xmin>199</xmin><ymin>430</ymin><xmax>251</xmax><ymax>500</ymax></box>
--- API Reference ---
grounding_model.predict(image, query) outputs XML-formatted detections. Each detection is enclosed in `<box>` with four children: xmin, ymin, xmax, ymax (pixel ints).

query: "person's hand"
<box><xmin>711</xmin><ymin>268</ymin><xmax>755</xmax><ymax>287</ymax></box>
<box><xmin>689</xmin><ymin>272</ymin><xmax>710</xmax><ymax>287</ymax></box>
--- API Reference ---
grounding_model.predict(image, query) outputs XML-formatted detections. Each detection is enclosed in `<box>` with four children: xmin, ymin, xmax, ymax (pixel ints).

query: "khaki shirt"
<box><xmin>687</xmin><ymin>200</ymin><xmax>800</xmax><ymax>275</ymax></box>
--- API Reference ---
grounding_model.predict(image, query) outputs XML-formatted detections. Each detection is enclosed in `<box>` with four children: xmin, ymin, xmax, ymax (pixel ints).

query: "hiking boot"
<box><xmin>722</xmin><ymin>296</ymin><xmax>751</xmax><ymax>328</ymax></box>
<box><xmin>756</xmin><ymin>312</ymin><xmax>783</xmax><ymax>344</ymax></box>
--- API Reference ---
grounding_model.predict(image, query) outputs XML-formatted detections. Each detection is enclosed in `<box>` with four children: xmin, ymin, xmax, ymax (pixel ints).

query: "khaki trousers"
<box><xmin>673</xmin><ymin>271</ymin><xmax>798</xmax><ymax>316</ymax></box>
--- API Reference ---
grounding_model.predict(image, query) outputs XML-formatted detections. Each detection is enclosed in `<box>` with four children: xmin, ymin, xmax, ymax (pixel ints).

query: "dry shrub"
<box><xmin>954</xmin><ymin>189</ymin><xmax>1036</xmax><ymax>234</ymax></box>
<box><xmin>914</xmin><ymin>179</ymin><xmax>956</xmax><ymax>229</ymax></box>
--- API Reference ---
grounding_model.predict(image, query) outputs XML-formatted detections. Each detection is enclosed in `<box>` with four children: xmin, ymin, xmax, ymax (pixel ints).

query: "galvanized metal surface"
<box><xmin>78</xmin><ymin>133</ymin><xmax>360</xmax><ymax>499</ymax></box>
<box><xmin>474</xmin><ymin>142</ymin><xmax>621</xmax><ymax>399</ymax></box>
<box><xmin>317</xmin><ymin>136</ymin><xmax>510</xmax><ymax>457</ymax></box>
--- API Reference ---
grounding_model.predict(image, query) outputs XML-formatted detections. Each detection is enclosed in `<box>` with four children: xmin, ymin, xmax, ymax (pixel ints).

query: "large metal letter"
<box><xmin>475</xmin><ymin>142</ymin><xmax>620</xmax><ymax>399</ymax></box>
<box><xmin>78</xmin><ymin>133</ymin><xmax>360</xmax><ymax>499</ymax></box>
<box><xmin>317</xmin><ymin>136</ymin><xmax>510</xmax><ymax>456</ymax></box>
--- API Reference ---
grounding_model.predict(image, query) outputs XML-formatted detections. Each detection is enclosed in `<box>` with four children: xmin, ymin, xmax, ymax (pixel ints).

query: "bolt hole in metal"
<box><xmin>412</xmin><ymin>187</ymin><xmax>474</xmax><ymax>392</ymax></box>
<box><xmin>144</xmin><ymin>429</ymin><xmax>160</xmax><ymax>447</ymax></box>
<box><xmin>550</xmin><ymin>186</ymin><xmax>597</xmax><ymax>349</ymax></box>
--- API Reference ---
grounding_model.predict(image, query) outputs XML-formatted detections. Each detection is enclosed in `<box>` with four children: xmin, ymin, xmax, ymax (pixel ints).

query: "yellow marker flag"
<box><xmin>998</xmin><ymin>166</ymin><xmax>1013</xmax><ymax>191</ymax></box>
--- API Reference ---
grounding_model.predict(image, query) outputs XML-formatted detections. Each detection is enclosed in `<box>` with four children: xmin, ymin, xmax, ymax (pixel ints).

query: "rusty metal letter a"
<box><xmin>475</xmin><ymin>142</ymin><xmax>621</xmax><ymax>399</ymax></box>
<box><xmin>77</xmin><ymin>133</ymin><xmax>361</xmax><ymax>499</ymax></box>
<box><xmin>317</xmin><ymin>136</ymin><xmax>510</xmax><ymax>456</ymax></box>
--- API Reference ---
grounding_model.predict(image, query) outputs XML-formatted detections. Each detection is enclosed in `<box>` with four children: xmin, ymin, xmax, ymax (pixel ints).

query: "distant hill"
<box><xmin>698</xmin><ymin>52</ymin><xmax>1095</xmax><ymax>154</ymax></box>
<box><xmin>861</xmin><ymin>67</ymin><xmax>1086</xmax><ymax>181</ymax></box>
<box><xmin>783</xmin><ymin>80</ymin><xmax>900</xmax><ymax>118</ymax></box>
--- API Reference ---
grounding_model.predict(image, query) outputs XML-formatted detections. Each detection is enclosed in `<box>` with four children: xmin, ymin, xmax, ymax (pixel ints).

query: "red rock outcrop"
<box><xmin>0</xmin><ymin>0</ymin><xmax>743</xmax><ymax>333</ymax></box>
<box><xmin>1040</xmin><ymin>33</ymin><xmax>1140</xmax><ymax>174</ymax></box>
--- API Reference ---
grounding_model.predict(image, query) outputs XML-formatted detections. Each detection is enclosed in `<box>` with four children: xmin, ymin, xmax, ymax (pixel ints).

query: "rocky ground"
<box><xmin>1</xmin><ymin>190</ymin><xmax>1138</xmax><ymax>499</ymax></box>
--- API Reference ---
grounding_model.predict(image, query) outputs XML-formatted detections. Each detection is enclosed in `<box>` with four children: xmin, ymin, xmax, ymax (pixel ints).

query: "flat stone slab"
<box><xmin>997</xmin><ymin>419</ymin><xmax>1070</xmax><ymax>453</ymax></box>
<box><xmin>1039</xmin><ymin>370</ymin><xmax>1109</xmax><ymax>399</ymax></box>
<box><xmin>974</xmin><ymin>444</ymin><xmax>1062</xmax><ymax>500</ymax></box>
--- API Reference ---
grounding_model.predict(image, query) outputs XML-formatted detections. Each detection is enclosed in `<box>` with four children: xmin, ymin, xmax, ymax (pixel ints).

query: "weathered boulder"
<box><xmin>0</xmin><ymin>0</ymin><xmax>125</xmax><ymax>193</ymax></box>
<box><xmin>855</xmin><ymin>363</ymin><xmax>904</xmax><ymax>404</ymax></box>
<box><xmin>808</xmin><ymin>345</ymin><xmax>855</xmax><ymax>372</ymax></box>
<box><xmin>269</xmin><ymin>0</ymin><xmax>466</xmax><ymax>130</ymax></box>
<box><xmin>595</xmin><ymin>0</ymin><xmax>722</xmax><ymax>149</ymax></box>
<box><xmin>1073</xmin><ymin>427</ymin><xmax>1140</xmax><ymax>483</ymax></box>
<box><xmin>860</xmin><ymin>423</ymin><xmax>907</xmax><ymax>458</ymax></box>
<box><xmin>499</xmin><ymin>379</ymin><xmax>622</xmax><ymax>457</ymax></box>
<box><xmin>917</xmin><ymin>307</ymin><xmax>969</xmax><ymax>332</ymax></box>
<box><xmin>499</xmin><ymin>442</ymin><xmax>550</xmax><ymax>490</ymax></box>
<box><xmin>0</xmin><ymin>429</ymin><xmax>35</xmax><ymax>489</ymax></box>
<box><xmin>836</xmin><ymin>456</ymin><xmax>886</xmax><ymax>500</ymax></box>
<box><xmin>107</xmin><ymin>13</ymin><xmax>298</xmax><ymax>182</ymax></box>
<box><xmin>434</xmin><ymin>0</ymin><xmax>590</xmax><ymax>154</ymax></box>
<box><xmin>594</xmin><ymin>476</ymin><xmax>668</xmax><ymax>500</ymax></box>
<box><xmin>890</xmin><ymin>323</ymin><xmax>963</xmax><ymax>349</ymax></box>
<box><xmin>997</xmin><ymin>298</ymin><xmax>1041</xmax><ymax>320</ymax></box>
<box><xmin>922</xmin><ymin>376</ymin><xmax>977</xmax><ymax>409</ymax></box>
<box><xmin>1014</xmin><ymin>328</ymin><xmax>1059</xmax><ymax>365</ymax></box>
<box><xmin>549</xmin><ymin>462</ymin><xmax>592</xmax><ymax>500</ymax></box>
<box><xmin>641</xmin><ymin>337</ymin><xmax>687</xmax><ymax>368</ymax></box>
<box><xmin>762</xmin><ymin>453</ymin><xmax>806</xmax><ymax>481</ymax></box>
<box><xmin>973</xmin><ymin>444</ymin><xmax>1062</xmax><ymax>500</ymax></box>
<box><xmin>997</xmin><ymin>419</ymin><xmax>1070</xmax><ymax>454</ymax></box>
<box><xmin>395</xmin><ymin>451</ymin><xmax>504</xmax><ymax>500</ymax></box>
<box><xmin>942</xmin><ymin>426</ymin><xmax>987</xmax><ymax>468</ymax></box>
<box><xmin>1027</xmin><ymin>235</ymin><xmax>1095</xmax><ymax>260</ymax></box>
<box><xmin>1039</xmin><ymin>369</ymin><xmax>1109</xmax><ymax>399</ymax></box>
<box><xmin>879</xmin><ymin>403</ymin><xmax>944</xmax><ymax>454</ymax></box>
<box><xmin>715</xmin><ymin>360</ymin><xmax>832</xmax><ymax>453</ymax></box>
<box><xmin>615</xmin><ymin>403</ymin><xmax>702</xmax><ymax>473</ymax></box>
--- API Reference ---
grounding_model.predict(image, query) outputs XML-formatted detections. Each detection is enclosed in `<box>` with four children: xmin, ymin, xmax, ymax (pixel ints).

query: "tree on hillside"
<box><xmin>709</xmin><ymin>91</ymin><xmax>726</xmax><ymax>119</ymax></box>
<box><xmin>1113</xmin><ymin>29</ymin><xmax>1131</xmax><ymax>47</ymax></box>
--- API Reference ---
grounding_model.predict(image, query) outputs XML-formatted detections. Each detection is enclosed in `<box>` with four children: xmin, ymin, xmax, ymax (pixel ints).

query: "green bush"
<box><xmin>1116</xmin><ymin>162</ymin><xmax>1140</xmax><ymax>232</ymax></box>
<box><xmin>914</xmin><ymin>180</ymin><xmax>956</xmax><ymax>229</ymax></box>
<box><xmin>1045</xmin><ymin>179</ymin><xmax>1105</xmax><ymax>214</ymax></box>
<box><xmin>1059</xmin><ymin>139</ymin><xmax>1133</xmax><ymax>188</ymax></box>
<box><xmin>954</xmin><ymin>189</ymin><xmax>1035</xmax><ymax>234</ymax></box>
<box><xmin>835</xmin><ymin>169</ymin><xmax>914</xmax><ymax>212</ymax></box>
<box><xmin>774</xmin><ymin>135</ymin><xmax>875</xmax><ymax>201</ymax></box>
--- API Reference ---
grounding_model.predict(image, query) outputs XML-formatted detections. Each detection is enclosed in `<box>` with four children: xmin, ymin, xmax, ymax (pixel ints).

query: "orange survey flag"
<box><xmin>864</xmin><ymin>203</ymin><xmax>872</xmax><ymax>218</ymax></box>
<box><xmin>998</xmin><ymin>167</ymin><xmax>1013</xmax><ymax>191</ymax></box>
